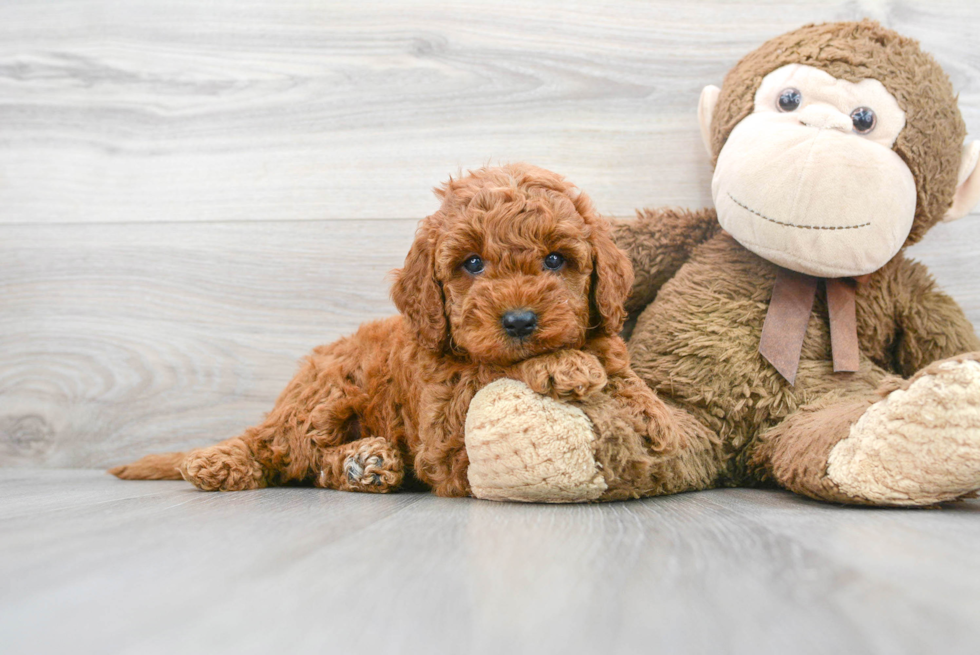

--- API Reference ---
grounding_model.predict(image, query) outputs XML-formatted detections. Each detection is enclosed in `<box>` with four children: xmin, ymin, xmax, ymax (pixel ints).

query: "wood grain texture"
<box><xmin>1</xmin><ymin>1</ymin><xmax>979</xmax><ymax>467</ymax></box>
<box><xmin>0</xmin><ymin>0</ymin><xmax>977</xmax><ymax>223</ymax></box>
<box><xmin>2</xmin><ymin>469</ymin><xmax>980</xmax><ymax>655</ymax></box>
<box><xmin>0</xmin><ymin>219</ymin><xmax>416</xmax><ymax>467</ymax></box>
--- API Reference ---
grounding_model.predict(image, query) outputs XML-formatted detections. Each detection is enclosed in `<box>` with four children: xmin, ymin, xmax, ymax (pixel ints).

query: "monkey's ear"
<box><xmin>945</xmin><ymin>141</ymin><xmax>980</xmax><ymax>222</ymax></box>
<box><xmin>698</xmin><ymin>85</ymin><xmax>721</xmax><ymax>159</ymax></box>
<box><xmin>391</xmin><ymin>216</ymin><xmax>448</xmax><ymax>351</ymax></box>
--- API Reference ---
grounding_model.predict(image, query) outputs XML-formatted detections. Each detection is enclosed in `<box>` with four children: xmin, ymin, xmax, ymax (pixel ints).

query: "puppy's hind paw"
<box><xmin>179</xmin><ymin>438</ymin><xmax>265</xmax><ymax>491</ymax></box>
<box><xmin>344</xmin><ymin>453</ymin><xmax>385</xmax><ymax>486</ymax></box>
<box><xmin>324</xmin><ymin>437</ymin><xmax>404</xmax><ymax>493</ymax></box>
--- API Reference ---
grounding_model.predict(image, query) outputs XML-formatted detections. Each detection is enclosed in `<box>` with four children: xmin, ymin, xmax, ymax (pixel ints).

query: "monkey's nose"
<box><xmin>501</xmin><ymin>310</ymin><xmax>538</xmax><ymax>339</ymax></box>
<box><xmin>798</xmin><ymin>104</ymin><xmax>851</xmax><ymax>132</ymax></box>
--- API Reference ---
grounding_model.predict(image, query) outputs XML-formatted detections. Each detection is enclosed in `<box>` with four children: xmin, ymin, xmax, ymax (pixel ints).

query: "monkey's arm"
<box><xmin>611</xmin><ymin>207</ymin><xmax>721</xmax><ymax>316</ymax></box>
<box><xmin>891</xmin><ymin>258</ymin><xmax>980</xmax><ymax>375</ymax></box>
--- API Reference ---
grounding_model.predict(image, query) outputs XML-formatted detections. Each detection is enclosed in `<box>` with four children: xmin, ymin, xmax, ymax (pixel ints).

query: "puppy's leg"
<box><xmin>312</xmin><ymin>437</ymin><xmax>404</xmax><ymax>493</ymax></box>
<box><xmin>180</xmin><ymin>346</ymin><xmax>372</xmax><ymax>491</ymax></box>
<box><xmin>180</xmin><ymin>388</ymin><xmax>367</xmax><ymax>491</ymax></box>
<box><xmin>413</xmin><ymin>381</ymin><xmax>483</xmax><ymax>498</ymax></box>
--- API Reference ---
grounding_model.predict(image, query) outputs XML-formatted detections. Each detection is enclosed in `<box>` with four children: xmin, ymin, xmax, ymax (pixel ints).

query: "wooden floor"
<box><xmin>3</xmin><ymin>469</ymin><xmax>980</xmax><ymax>655</ymax></box>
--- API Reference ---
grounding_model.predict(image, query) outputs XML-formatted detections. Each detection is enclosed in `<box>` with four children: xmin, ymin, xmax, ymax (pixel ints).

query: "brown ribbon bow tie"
<box><xmin>759</xmin><ymin>267</ymin><xmax>869</xmax><ymax>385</ymax></box>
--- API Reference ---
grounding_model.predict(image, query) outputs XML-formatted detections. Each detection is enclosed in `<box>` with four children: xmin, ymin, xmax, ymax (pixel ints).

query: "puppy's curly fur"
<box><xmin>110</xmin><ymin>164</ymin><xmax>676</xmax><ymax>496</ymax></box>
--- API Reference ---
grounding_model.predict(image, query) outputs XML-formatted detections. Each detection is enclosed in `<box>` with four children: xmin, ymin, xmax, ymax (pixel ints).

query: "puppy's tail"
<box><xmin>108</xmin><ymin>451</ymin><xmax>186</xmax><ymax>480</ymax></box>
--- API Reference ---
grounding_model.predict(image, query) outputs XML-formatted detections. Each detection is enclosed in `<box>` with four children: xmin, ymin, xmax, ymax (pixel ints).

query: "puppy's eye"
<box><xmin>462</xmin><ymin>255</ymin><xmax>484</xmax><ymax>275</ymax></box>
<box><xmin>850</xmin><ymin>107</ymin><xmax>876</xmax><ymax>134</ymax></box>
<box><xmin>777</xmin><ymin>88</ymin><xmax>802</xmax><ymax>112</ymax></box>
<box><xmin>543</xmin><ymin>252</ymin><xmax>565</xmax><ymax>271</ymax></box>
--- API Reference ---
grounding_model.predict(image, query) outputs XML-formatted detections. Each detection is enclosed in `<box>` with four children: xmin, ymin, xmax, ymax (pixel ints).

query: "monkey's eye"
<box><xmin>543</xmin><ymin>252</ymin><xmax>565</xmax><ymax>271</ymax></box>
<box><xmin>777</xmin><ymin>88</ymin><xmax>802</xmax><ymax>112</ymax></box>
<box><xmin>850</xmin><ymin>107</ymin><xmax>876</xmax><ymax>134</ymax></box>
<box><xmin>462</xmin><ymin>255</ymin><xmax>485</xmax><ymax>274</ymax></box>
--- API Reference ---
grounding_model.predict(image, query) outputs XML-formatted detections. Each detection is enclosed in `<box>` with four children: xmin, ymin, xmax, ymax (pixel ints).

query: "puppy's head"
<box><xmin>391</xmin><ymin>164</ymin><xmax>633</xmax><ymax>365</ymax></box>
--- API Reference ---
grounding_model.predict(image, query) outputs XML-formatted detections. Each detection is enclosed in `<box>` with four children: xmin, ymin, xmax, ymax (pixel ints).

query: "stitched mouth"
<box><xmin>728</xmin><ymin>193</ymin><xmax>871</xmax><ymax>231</ymax></box>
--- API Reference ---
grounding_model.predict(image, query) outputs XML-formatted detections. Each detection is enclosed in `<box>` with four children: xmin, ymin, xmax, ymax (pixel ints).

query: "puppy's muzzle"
<box><xmin>501</xmin><ymin>310</ymin><xmax>538</xmax><ymax>339</ymax></box>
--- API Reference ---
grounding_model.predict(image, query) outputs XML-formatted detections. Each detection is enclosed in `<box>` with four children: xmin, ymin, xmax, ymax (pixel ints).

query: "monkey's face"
<box><xmin>711</xmin><ymin>64</ymin><xmax>917</xmax><ymax>277</ymax></box>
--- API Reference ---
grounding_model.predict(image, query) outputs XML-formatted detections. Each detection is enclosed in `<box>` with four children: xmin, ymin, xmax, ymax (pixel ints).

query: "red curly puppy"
<box><xmin>110</xmin><ymin>164</ymin><xmax>676</xmax><ymax>496</ymax></box>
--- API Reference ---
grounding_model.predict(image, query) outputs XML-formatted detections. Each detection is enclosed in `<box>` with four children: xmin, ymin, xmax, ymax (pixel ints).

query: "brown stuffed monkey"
<box><xmin>464</xmin><ymin>20</ymin><xmax>980</xmax><ymax>506</ymax></box>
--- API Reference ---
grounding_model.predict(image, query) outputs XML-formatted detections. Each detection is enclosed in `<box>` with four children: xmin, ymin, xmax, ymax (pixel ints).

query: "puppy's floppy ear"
<box><xmin>575</xmin><ymin>193</ymin><xmax>633</xmax><ymax>336</ymax></box>
<box><xmin>391</xmin><ymin>214</ymin><xmax>448</xmax><ymax>351</ymax></box>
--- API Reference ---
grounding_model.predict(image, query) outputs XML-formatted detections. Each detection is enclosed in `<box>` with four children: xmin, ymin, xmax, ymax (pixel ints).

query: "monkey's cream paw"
<box><xmin>827</xmin><ymin>357</ymin><xmax>980</xmax><ymax>505</ymax></box>
<box><xmin>180</xmin><ymin>438</ymin><xmax>266</xmax><ymax>491</ymax></box>
<box><xmin>464</xmin><ymin>379</ymin><xmax>607</xmax><ymax>503</ymax></box>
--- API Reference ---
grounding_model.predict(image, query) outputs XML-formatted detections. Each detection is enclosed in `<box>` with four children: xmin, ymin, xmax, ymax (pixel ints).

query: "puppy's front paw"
<box><xmin>522</xmin><ymin>350</ymin><xmax>608</xmax><ymax>400</ymax></box>
<box><xmin>179</xmin><ymin>438</ymin><xmax>265</xmax><ymax>491</ymax></box>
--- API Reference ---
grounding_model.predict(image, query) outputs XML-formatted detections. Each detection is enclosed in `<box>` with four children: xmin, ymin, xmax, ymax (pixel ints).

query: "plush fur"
<box><xmin>616</xmin><ymin>21</ymin><xmax>980</xmax><ymax>505</ymax></box>
<box><xmin>110</xmin><ymin>164</ymin><xmax>677</xmax><ymax>496</ymax></box>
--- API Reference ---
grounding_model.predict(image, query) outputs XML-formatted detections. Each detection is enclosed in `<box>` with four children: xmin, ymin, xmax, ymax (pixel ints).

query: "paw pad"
<box><xmin>343</xmin><ymin>453</ymin><xmax>385</xmax><ymax>486</ymax></box>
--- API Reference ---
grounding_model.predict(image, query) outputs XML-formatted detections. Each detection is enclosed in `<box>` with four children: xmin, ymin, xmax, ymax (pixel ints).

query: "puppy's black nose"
<box><xmin>501</xmin><ymin>310</ymin><xmax>538</xmax><ymax>339</ymax></box>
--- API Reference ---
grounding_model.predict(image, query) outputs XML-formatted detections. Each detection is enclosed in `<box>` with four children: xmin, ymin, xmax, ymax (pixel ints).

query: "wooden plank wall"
<box><xmin>2</xmin><ymin>0</ymin><xmax>979</xmax><ymax>467</ymax></box>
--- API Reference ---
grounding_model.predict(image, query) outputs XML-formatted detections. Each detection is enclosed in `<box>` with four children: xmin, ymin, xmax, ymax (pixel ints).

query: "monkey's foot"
<box><xmin>827</xmin><ymin>354</ymin><xmax>980</xmax><ymax>505</ymax></box>
<box><xmin>465</xmin><ymin>379</ymin><xmax>607</xmax><ymax>502</ymax></box>
<box><xmin>180</xmin><ymin>438</ymin><xmax>266</xmax><ymax>491</ymax></box>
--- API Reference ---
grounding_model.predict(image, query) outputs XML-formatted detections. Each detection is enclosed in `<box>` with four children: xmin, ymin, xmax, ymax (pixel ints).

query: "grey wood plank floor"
<box><xmin>2</xmin><ymin>469</ymin><xmax>979</xmax><ymax>655</ymax></box>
